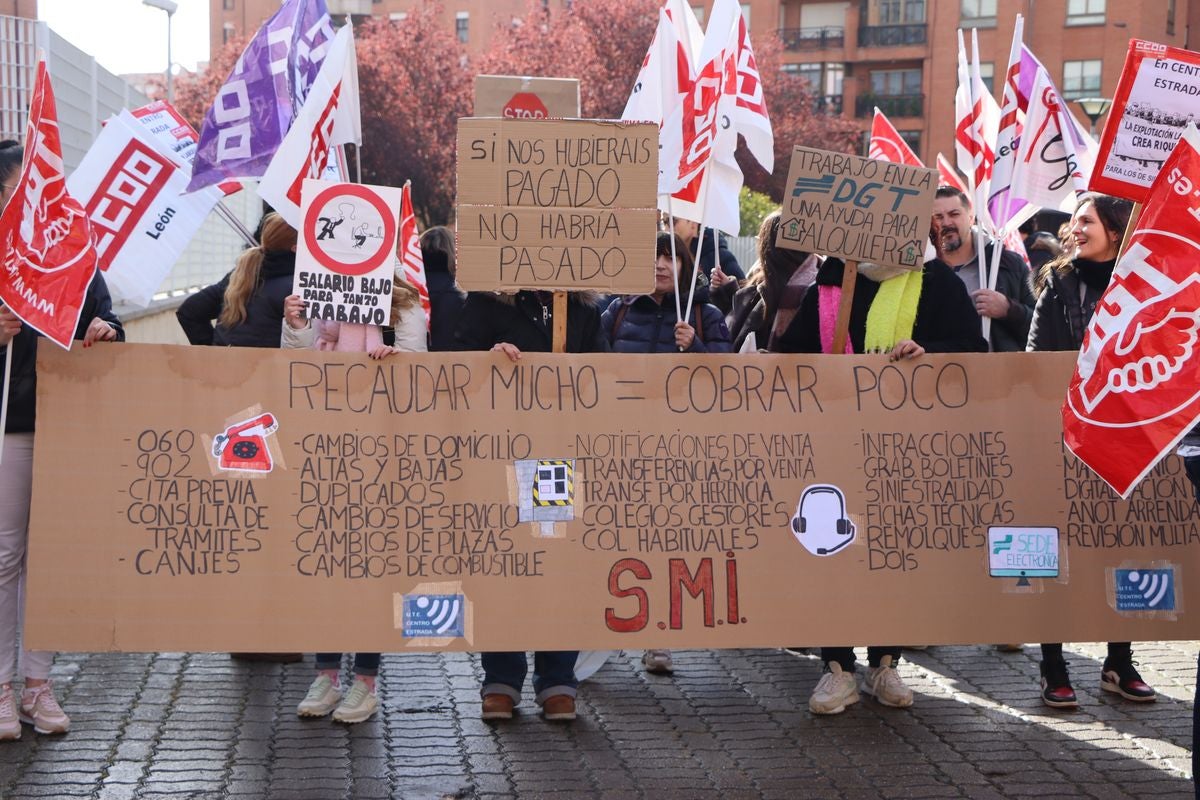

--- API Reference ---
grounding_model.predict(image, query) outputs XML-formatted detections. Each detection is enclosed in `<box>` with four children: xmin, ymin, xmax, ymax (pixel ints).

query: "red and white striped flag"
<box><xmin>868</xmin><ymin>107</ymin><xmax>923</xmax><ymax>166</ymax></box>
<box><xmin>399</xmin><ymin>181</ymin><xmax>429</xmax><ymax>329</ymax></box>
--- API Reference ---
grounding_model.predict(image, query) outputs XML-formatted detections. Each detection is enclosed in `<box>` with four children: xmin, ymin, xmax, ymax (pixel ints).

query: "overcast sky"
<box><xmin>40</xmin><ymin>0</ymin><xmax>210</xmax><ymax>76</ymax></box>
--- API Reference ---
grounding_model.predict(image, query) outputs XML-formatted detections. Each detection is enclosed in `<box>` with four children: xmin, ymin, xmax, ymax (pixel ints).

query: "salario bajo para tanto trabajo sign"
<box><xmin>25</xmin><ymin>345</ymin><xmax>1200</xmax><ymax>652</ymax></box>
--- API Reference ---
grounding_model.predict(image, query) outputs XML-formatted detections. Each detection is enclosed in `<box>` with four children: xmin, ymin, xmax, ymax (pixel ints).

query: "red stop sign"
<box><xmin>503</xmin><ymin>92</ymin><xmax>550</xmax><ymax>119</ymax></box>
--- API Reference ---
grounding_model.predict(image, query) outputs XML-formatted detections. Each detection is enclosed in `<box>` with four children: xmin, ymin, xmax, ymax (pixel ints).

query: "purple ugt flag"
<box><xmin>186</xmin><ymin>0</ymin><xmax>334</xmax><ymax>193</ymax></box>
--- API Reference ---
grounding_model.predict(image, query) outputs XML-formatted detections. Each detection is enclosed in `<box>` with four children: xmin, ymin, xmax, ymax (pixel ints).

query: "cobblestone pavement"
<box><xmin>0</xmin><ymin>641</ymin><xmax>1194</xmax><ymax>799</ymax></box>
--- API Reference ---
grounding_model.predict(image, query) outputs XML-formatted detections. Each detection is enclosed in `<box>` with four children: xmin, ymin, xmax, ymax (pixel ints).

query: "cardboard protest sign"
<box><xmin>777</xmin><ymin>147</ymin><xmax>937</xmax><ymax>270</ymax></box>
<box><xmin>24</xmin><ymin>346</ymin><xmax>1200</xmax><ymax>652</ymax></box>
<box><xmin>1064</xmin><ymin>124</ymin><xmax>1200</xmax><ymax>497</ymax></box>
<box><xmin>474</xmin><ymin>75</ymin><xmax>581</xmax><ymax>119</ymax></box>
<box><xmin>1092</xmin><ymin>40</ymin><xmax>1200</xmax><ymax>202</ymax></box>
<box><xmin>456</xmin><ymin>118</ymin><xmax>658</xmax><ymax>293</ymax></box>
<box><xmin>294</xmin><ymin>179</ymin><xmax>402</xmax><ymax>326</ymax></box>
<box><xmin>68</xmin><ymin>111</ymin><xmax>221</xmax><ymax>308</ymax></box>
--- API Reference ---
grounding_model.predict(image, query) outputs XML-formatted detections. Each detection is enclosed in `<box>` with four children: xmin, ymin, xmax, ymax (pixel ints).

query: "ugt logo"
<box><xmin>1067</xmin><ymin>234</ymin><xmax>1200</xmax><ymax>428</ymax></box>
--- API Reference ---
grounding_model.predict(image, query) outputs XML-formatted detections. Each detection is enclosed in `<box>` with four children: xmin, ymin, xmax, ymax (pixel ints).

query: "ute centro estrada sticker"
<box><xmin>294</xmin><ymin>178</ymin><xmax>403</xmax><ymax>326</ymax></box>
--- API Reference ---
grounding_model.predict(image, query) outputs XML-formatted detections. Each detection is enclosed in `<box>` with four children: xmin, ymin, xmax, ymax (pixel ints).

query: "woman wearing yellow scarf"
<box><xmin>780</xmin><ymin>256</ymin><xmax>986</xmax><ymax>715</ymax></box>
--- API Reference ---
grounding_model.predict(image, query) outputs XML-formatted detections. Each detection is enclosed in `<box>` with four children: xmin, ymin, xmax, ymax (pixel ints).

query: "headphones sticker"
<box><xmin>790</xmin><ymin>484</ymin><xmax>855</xmax><ymax>557</ymax></box>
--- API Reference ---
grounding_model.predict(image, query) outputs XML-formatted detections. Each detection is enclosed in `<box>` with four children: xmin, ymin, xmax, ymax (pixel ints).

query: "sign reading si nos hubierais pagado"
<box><xmin>777</xmin><ymin>146</ymin><xmax>938</xmax><ymax>271</ymax></box>
<box><xmin>456</xmin><ymin>118</ymin><xmax>659</xmax><ymax>294</ymax></box>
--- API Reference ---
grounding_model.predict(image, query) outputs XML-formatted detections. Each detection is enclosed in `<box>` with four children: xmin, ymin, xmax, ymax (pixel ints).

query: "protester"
<box><xmin>1181</xmin><ymin>429</ymin><xmax>1200</xmax><ymax>799</ymax></box>
<box><xmin>601</xmin><ymin>233</ymin><xmax>731</xmax><ymax>674</ymax></box>
<box><xmin>1019</xmin><ymin>217</ymin><xmax>1063</xmax><ymax>273</ymax></box>
<box><xmin>930</xmin><ymin>187</ymin><xmax>1034</xmax><ymax>352</ymax></box>
<box><xmin>421</xmin><ymin>225</ymin><xmax>463</xmax><ymax>352</ymax></box>
<box><xmin>673</xmin><ymin>216</ymin><xmax>742</xmax><ymax>311</ymax></box>
<box><xmin>175</xmin><ymin>213</ymin><xmax>298</xmax><ymax>347</ymax></box>
<box><xmin>783</xmin><ymin>255</ymin><xmax>985</xmax><ymax>714</ymax></box>
<box><xmin>0</xmin><ymin>136</ymin><xmax>125</xmax><ymax>742</ymax></box>
<box><xmin>725</xmin><ymin>211</ymin><xmax>821</xmax><ymax>352</ymax></box>
<box><xmin>1027</xmin><ymin>192</ymin><xmax>1156</xmax><ymax>709</ymax></box>
<box><xmin>455</xmin><ymin>288</ymin><xmax>608</xmax><ymax>721</ymax></box>
<box><xmin>282</xmin><ymin>278</ymin><xmax>426</xmax><ymax>724</ymax></box>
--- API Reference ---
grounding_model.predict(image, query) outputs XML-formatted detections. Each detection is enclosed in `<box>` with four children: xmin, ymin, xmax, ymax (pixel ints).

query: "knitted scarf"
<box><xmin>864</xmin><ymin>270</ymin><xmax>923</xmax><ymax>353</ymax></box>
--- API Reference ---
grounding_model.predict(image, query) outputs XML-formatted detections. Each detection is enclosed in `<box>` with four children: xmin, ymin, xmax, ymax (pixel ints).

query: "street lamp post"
<box><xmin>142</xmin><ymin>0</ymin><xmax>178</xmax><ymax>103</ymax></box>
<box><xmin>1075</xmin><ymin>97</ymin><xmax>1112</xmax><ymax>137</ymax></box>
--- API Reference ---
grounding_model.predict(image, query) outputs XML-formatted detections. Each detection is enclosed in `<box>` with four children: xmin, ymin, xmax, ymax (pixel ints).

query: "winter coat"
<box><xmin>688</xmin><ymin>231</ymin><xmax>745</xmax><ymax>280</ymax></box>
<box><xmin>943</xmin><ymin>243</ymin><xmax>1035</xmax><ymax>352</ymax></box>
<box><xmin>724</xmin><ymin>253</ymin><xmax>821</xmax><ymax>353</ymax></box>
<box><xmin>427</xmin><ymin>268</ymin><xmax>465</xmax><ymax>352</ymax></box>
<box><xmin>2</xmin><ymin>273</ymin><xmax>125</xmax><ymax>433</ymax></box>
<box><xmin>454</xmin><ymin>291</ymin><xmax>609</xmax><ymax>354</ymax></box>
<box><xmin>782</xmin><ymin>258</ymin><xmax>988</xmax><ymax>355</ymax></box>
<box><xmin>600</xmin><ymin>294</ymin><xmax>732</xmax><ymax>354</ymax></box>
<box><xmin>1026</xmin><ymin>258</ymin><xmax>1115</xmax><ymax>353</ymax></box>
<box><xmin>176</xmin><ymin>250</ymin><xmax>296</xmax><ymax>347</ymax></box>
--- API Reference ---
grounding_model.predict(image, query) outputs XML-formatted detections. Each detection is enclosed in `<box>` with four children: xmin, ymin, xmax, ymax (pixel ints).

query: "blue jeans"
<box><xmin>315</xmin><ymin>652</ymin><xmax>380</xmax><ymax>676</ymax></box>
<box><xmin>481</xmin><ymin>651</ymin><xmax>578</xmax><ymax>705</ymax></box>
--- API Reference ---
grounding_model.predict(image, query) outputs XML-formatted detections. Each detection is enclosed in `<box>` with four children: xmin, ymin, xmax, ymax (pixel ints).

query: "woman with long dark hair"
<box><xmin>1028</xmin><ymin>192</ymin><xmax>1156</xmax><ymax>709</ymax></box>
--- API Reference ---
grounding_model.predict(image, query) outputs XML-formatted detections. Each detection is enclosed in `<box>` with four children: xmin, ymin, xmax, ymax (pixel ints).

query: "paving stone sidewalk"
<box><xmin>0</xmin><ymin>641</ymin><xmax>1194</xmax><ymax>799</ymax></box>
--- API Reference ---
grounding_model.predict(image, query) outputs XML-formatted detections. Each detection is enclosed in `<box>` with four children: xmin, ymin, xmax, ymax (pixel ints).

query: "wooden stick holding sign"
<box><xmin>830</xmin><ymin>261</ymin><xmax>858</xmax><ymax>355</ymax></box>
<box><xmin>552</xmin><ymin>291</ymin><xmax>568</xmax><ymax>353</ymax></box>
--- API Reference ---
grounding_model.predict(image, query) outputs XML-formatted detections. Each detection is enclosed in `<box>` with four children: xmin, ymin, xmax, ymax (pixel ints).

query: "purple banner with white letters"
<box><xmin>186</xmin><ymin>0</ymin><xmax>333</xmax><ymax>192</ymax></box>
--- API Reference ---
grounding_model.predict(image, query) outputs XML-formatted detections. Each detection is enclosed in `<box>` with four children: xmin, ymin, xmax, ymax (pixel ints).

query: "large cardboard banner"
<box><xmin>25</xmin><ymin>346</ymin><xmax>1200</xmax><ymax>652</ymax></box>
<box><xmin>473</xmin><ymin>75</ymin><xmax>581</xmax><ymax>119</ymax></box>
<box><xmin>455</xmin><ymin>118</ymin><xmax>658</xmax><ymax>294</ymax></box>
<box><xmin>293</xmin><ymin>179</ymin><xmax>402</xmax><ymax>327</ymax></box>
<box><xmin>1092</xmin><ymin>39</ymin><xmax>1200</xmax><ymax>203</ymax></box>
<box><xmin>777</xmin><ymin>146</ymin><xmax>937</xmax><ymax>270</ymax></box>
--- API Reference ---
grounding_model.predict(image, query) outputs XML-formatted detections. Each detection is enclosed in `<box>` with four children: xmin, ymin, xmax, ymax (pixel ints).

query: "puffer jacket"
<box><xmin>600</xmin><ymin>294</ymin><xmax>732</xmax><ymax>354</ymax></box>
<box><xmin>454</xmin><ymin>290</ymin><xmax>609</xmax><ymax>354</ymax></box>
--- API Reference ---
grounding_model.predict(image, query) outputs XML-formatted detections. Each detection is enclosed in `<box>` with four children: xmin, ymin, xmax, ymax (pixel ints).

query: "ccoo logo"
<box><xmin>1066</xmin><ymin>231</ymin><xmax>1200</xmax><ymax>429</ymax></box>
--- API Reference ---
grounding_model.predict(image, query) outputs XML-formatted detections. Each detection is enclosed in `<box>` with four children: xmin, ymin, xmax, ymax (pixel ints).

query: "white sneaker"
<box><xmin>332</xmin><ymin>678</ymin><xmax>379</xmax><ymax>724</ymax></box>
<box><xmin>863</xmin><ymin>656</ymin><xmax>914</xmax><ymax>708</ymax></box>
<box><xmin>297</xmin><ymin>674</ymin><xmax>342</xmax><ymax>718</ymax></box>
<box><xmin>809</xmin><ymin>662</ymin><xmax>859</xmax><ymax>715</ymax></box>
<box><xmin>642</xmin><ymin>649</ymin><xmax>674</xmax><ymax>674</ymax></box>
<box><xmin>0</xmin><ymin>685</ymin><xmax>19</xmax><ymax>740</ymax></box>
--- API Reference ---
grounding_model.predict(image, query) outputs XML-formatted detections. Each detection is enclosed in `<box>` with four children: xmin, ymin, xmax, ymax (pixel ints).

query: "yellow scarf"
<box><xmin>863</xmin><ymin>270</ymin><xmax>922</xmax><ymax>353</ymax></box>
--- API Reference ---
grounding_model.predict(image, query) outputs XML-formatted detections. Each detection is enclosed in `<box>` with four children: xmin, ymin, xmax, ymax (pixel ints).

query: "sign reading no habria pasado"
<box><xmin>456</xmin><ymin>118</ymin><xmax>658</xmax><ymax>293</ymax></box>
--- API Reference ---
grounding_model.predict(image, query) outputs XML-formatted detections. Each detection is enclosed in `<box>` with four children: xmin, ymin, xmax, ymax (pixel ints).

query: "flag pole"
<box><xmin>214</xmin><ymin>200</ymin><xmax>258</xmax><ymax>247</ymax></box>
<box><xmin>0</xmin><ymin>344</ymin><xmax>11</xmax><ymax>465</ymax></box>
<box><xmin>663</xmin><ymin>194</ymin><xmax>682</xmax><ymax>322</ymax></box>
<box><xmin>684</xmin><ymin>169</ymin><xmax>714</xmax><ymax>328</ymax></box>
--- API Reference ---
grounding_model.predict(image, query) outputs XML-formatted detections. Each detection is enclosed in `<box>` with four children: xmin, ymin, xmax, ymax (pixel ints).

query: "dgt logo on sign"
<box><xmin>503</xmin><ymin>92</ymin><xmax>550</xmax><ymax>119</ymax></box>
<box><xmin>85</xmin><ymin>139</ymin><xmax>173</xmax><ymax>272</ymax></box>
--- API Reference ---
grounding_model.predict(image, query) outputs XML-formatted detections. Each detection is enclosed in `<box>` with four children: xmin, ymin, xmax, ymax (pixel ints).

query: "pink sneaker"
<box><xmin>20</xmin><ymin>682</ymin><xmax>69</xmax><ymax>735</ymax></box>
<box><xmin>0</xmin><ymin>685</ymin><xmax>19</xmax><ymax>740</ymax></box>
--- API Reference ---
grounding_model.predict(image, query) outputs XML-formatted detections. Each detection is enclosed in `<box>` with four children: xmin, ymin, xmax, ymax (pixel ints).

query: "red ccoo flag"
<box><xmin>399</xmin><ymin>181</ymin><xmax>429</xmax><ymax>330</ymax></box>
<box><xmin>0</xmin><ymin>60</ymin><xmax>97</xmax><ymax>349</ymax></box>
<box><xmin>1063</xmin><ymin>125</ymin><xmax>1200</xmax><ymax>497</ymax></box>
<box><xmin>868</xmin><ymin>107</ymin><xmax>923</xmax><ymax>167</ymax></box>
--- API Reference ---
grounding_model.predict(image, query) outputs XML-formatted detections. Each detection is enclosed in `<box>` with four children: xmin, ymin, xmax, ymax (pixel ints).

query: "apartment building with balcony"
<box><xmin>745</xmin><ymin>0</ymin><xmax>1200</xmax><ymax>164</ymax></box>
<box><xmin>213</xmin><ymin>0</ymin><xmax>1199</xmax><ymax>165</ymax></box>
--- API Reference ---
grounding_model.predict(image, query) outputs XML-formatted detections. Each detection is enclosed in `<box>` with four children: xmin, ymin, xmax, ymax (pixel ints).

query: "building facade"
<box><xmin>212</xmin><ymin>0</ymin><xmax>1200</xmax><ymax>163</ymax></box>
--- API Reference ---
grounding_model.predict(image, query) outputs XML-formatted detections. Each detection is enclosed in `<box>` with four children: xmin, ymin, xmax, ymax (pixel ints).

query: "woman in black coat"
<box><xmin>1027</xmin><ymin>192</ymin><xmax>1157</xmax><ymax>711</ymax></box>
<box><xmin>176</xmin><ymin>213</ymin><xmax>297</xmax><ymax>347</ymax></box>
